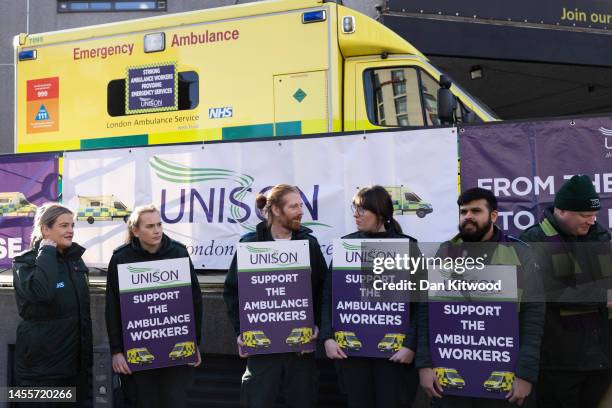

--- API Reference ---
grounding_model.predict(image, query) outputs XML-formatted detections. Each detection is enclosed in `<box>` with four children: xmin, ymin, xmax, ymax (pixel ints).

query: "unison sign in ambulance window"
<box><xmin>108</xmin><ymin>71</ymin><xmax>198</xmax><ymax>117</ymax></box>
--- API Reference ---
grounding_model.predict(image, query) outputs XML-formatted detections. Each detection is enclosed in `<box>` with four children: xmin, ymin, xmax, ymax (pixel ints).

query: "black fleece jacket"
<box><xmin>105</xmin><ymin>235</ymin><xmax>203</xmax><ymax>354</ymax></box>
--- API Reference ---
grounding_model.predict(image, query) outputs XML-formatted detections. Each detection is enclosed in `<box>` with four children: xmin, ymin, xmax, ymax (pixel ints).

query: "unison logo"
<box><xmin>127</xmin><ymin>265</ymin><xmax>180</xmax><ymax>285</ymax></box>
<box><xmin>341</xmin><ymin>241</ymin><xmax>398</xmax><ymax>263</ymax></box>
<box><xmin>599</xmin><ymin>127</ymin><xmax>612</xmax><ymax>156</ymax></box>
<box><xmin>245</xmin><ymin>245</ymin><xmax>277</xmax><ymax>254</ymax></box>
<box><xmin>150</xmin><ymin>156</ymin><xmax>331</xmax><ymax>231</ymax></box>
<box><xmin>249</xmin><ymin>252</ymin><xmax>298</xmax><ymax>265</ymax></box>
<box><xmin>341</xmin><ymin>241</ymin><xmax>361</xmax><ymax>252</ymax></box>
<box><xmin>139</xmin><ymin>97</ymin><xmax>163</xmax><ymax>108</ymax></box>
<box><xmin>246</xmin><ymin>245</ymin><xmax>298</xmax><ymax>265</ymax></box>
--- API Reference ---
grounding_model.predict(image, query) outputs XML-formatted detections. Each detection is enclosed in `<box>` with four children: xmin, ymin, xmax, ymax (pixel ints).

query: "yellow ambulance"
<box><xmin>483</xmin><ymin>371</ymin><xmax>515</xmax><ymax>392</ymax></box>
<box><xmin>334</xmin><ymin>331</ymin><xmax>362</xmax><ymax>351</ymax></box>
<box><xmin>14</xmin><ymin>0</ymin><xmax>497</xmax><ymax>153</ymax></box>
<box><xmin>385</xmin><ymin>186</ymin><xmax>433</xmax><ymax>218</ymax></box>
<box><xmin>286</xmin><ymin>327</ymin><xmax>313</xmax><ymax>346</ymax></box>
<box><xmin>126</xmin><ymin>347</ymin><xmax>155</xmax><ymax>364</ymax></box>
<box><xmin>169</xmin><ymin>341</ymin><xmax>196</xmax><ymax>360</ymax></box>
<box><xmin>76</xmin><ymin>195</ymin><xmax>131</xmax><ymax>224</ymax></box>
<box><xmin>434</xmin><ymin>367</ymin><xmax>466</xmax><ymax>390</ymax></box>
<box><xmin>242</xmin><ymin>330</ymin><xmax>271</xmax><ymax>348</ymax></box>
<box><xmin>377</xmin><ymin>333</ymin><xmax>405</xmax><ymax>352</ymax></box>
<box><xmin>0</xmin><ymin>192</ymin><xmax>37</xmax><ymax>217</ymax></box>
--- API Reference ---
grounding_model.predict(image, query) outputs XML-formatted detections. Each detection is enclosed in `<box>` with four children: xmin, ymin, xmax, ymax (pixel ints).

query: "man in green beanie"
<box><xmin>520</xmin><ymin>175</ymin><xmax>611</xmax><ymax>408</ymax></box>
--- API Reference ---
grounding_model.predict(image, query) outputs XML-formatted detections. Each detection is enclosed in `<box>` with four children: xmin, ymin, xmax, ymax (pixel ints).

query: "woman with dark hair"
<box><xmin>13</xmin><ymin>203</ymin><xmax>93</xmax><ymax>407</ymax></box>
<box><xmin>105</xmin><ymin>204</ymin><xmax>202</xmax><ymax>408</ymax></box>
<box><xmin>320</xmin><ymin>185</ymin><xmax>420</xmax><ymax>408</ymax></box>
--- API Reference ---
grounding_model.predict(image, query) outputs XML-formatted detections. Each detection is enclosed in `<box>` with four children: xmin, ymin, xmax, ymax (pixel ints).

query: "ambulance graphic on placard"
<box><xmin>484</xmin><ymin>371</ymin><xmax>515</xmax><ymax>392</ymax></box>
<box><xmin>434</xmin><ymin>367</ymin><xmax>466</xmax><ymax>389</ymax></box>
<box><xmin>242</xmin><ymin>330</ymin><xmax>271</xmax><ymax>348</ymax></box>
<box><xmin>334</xmin><ymin>331</ymin><xmax>362</xmax><ymax>351</ymax></box>
<box><xmin>127</xmin><ymin>347</ymin><xmax>155</xmax><ymax>364</ymax></box>
<box><xmin>377</xmin><ymin>333</ymin><xmax>405</xmax><ymax>352</ymax></box>
<box><xmin>286</xmin><ymin>327</ymin><xmax>313</xmax><ymax>346</ymax></box>
<box><xmin>169</xmin><ymin>341</ymin><xmax>196</xmax><ymax>360</ymax></box>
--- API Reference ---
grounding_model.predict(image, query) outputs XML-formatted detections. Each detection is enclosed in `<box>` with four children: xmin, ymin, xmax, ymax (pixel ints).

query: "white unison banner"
<box><xmin>63</xmin><ymin>128</ymin><xmax>458</xmax><ymax>268</ymax></box>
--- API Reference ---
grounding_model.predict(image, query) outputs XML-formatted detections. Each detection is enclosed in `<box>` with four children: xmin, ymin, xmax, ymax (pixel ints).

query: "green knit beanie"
<box><xmin>554</xmin><ymin>175</ymin><xmax>601</xmax><ymax>211</ymax></box>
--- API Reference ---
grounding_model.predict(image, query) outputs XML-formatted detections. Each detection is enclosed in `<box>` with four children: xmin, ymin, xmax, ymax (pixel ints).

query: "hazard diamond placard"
<box><xmin>26</xmin><ymin>77</ymin><xmax>59</xmax><ymax>134</ymax></box>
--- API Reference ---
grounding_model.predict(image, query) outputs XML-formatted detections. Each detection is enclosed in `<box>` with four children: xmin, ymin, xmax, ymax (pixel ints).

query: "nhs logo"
<box><xmin>208</xmin><ymin>107</ymin><xmax>233</xmax><ymax>119</ymax></box>
<box><xmin>56</xmin><ymin>281</ymin><xmax>65</xmax><ymax>289</ymax></box>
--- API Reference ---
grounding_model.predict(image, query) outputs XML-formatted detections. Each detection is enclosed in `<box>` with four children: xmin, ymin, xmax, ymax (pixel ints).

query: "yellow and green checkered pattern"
<box><xmin>0</xmin><ymin>204</ymin><xmax>20</xmax><ymax>214</ymax></box>
<box><xmin>77</xmin><ymin>207</ymin><xmax>112</xmax><ymax>218</ymax></box>
<box><xmin>0</xmin><ymin>204</ymin><xmax>35</xmax><ymax>216</ymax></box>
<box><xmin>77</xmin><ymin>207</ymin><xmax>129</xmax><ymax>220</ymax></box>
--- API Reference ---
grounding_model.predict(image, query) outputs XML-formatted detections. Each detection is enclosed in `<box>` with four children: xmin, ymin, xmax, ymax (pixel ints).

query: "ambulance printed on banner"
<box><xmin>0</xmin><ymin>192</ymin><xmax>37</xmax><ymax>217</ymax></box>
<box><xmin>76</xmin><ymin>195</ymin><xmax>131</xmax><ymax>224</ymax></box>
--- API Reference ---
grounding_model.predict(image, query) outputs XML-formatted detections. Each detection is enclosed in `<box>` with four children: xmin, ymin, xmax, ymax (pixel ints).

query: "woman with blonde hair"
<box><xmin>105</xmin><ymin>204</ymin><xmax>202</xmax><ymax>408</ymax></box>
<box><xmin>13</xmin><ymin>203</ymin><xmax>93</xmax><ymax>407</ymax></box>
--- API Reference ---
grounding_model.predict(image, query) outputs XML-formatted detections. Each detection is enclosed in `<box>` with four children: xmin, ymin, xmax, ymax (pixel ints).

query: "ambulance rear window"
<box><xmin>107</xmin><ymin>71</ymin><xmax>199</xmax><ymax>117</ymax></box>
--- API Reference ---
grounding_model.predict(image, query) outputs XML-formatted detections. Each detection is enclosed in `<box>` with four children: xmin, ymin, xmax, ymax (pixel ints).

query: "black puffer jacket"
<box><xmin>319</xmin><ymin>228</ymin><xmax>421</xmax><ymax>350</ymax></box>
<box><xmin>105</xmin><ymin>235</ymin><xmax>203</xmax><ymax>354</ymax></box>
<box><xmin>13</xmin><ymin>242</ymin><xmax>93</xmax><ymax>381</ymax></box>
<box><xmin>224</xmin><ymin>222</ymin><xmax>328</xmax><ymax>337</ymax></box>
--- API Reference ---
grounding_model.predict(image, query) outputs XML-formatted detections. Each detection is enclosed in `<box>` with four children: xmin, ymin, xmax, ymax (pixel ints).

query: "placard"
<box><xmin>118</xmin><ymin>257</ymin><xmax>197</xmax><ymax>371</ymax></box>
<box><xmin>237</xmin><ymin>240</ymin><xmax>314</xmax><ymax>355</ymax></box>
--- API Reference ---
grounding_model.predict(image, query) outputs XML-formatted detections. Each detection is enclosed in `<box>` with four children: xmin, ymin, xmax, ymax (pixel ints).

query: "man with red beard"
<box><xmin>224</xmin><ymin>184</ymin><xmax>328</xmax><ymax>408</ymax></box>
<box><xmin>416</xmin><ymin>187</ymin><xmax>544</xmax><ymax>407</ymax></box>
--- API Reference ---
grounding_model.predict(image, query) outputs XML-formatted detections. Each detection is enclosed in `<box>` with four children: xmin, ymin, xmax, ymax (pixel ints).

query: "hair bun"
<box><xmin>255</xmin><ymin>193</ymin><xmax>268</xmax><ymax>210</ymax></box>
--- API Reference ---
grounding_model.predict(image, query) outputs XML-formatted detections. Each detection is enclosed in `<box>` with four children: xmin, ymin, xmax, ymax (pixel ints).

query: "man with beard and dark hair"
<box><xmin>224</xmin><ymin>184</ymin><xmax>328</xmax><ymax>408</ymax></box>
<box><xmin>456</xmin><ymin>187</ymin><xmax>498</xmax><ymax>242</ymax></box>
<box><xmin>520</xmin><ymin>175</ymin><xmax>611</xmax><ymax>408</ymax></box>
<box><xmin>415</xmin><ymin>187</ymin><xmax>545</xmax><ymax>407</ymax></box>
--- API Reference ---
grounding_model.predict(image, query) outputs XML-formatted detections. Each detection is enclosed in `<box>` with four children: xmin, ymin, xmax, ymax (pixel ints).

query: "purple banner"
<box><xmin>238</xmin><ymin>269</ymin><xmax>314</xmax><ymax>355</ymax></box>
<box><xmin>332</xmin><ymin>268</ymin><xmax>410</xmax><ymax>358</ymax></box>
<box><xmin>0</xmin><ymin>153</ymin><xmax>58</xmax><ymax>268</ymax></box>
<box><xmin>460</xmin><ymin>117</ymin><xmax>612</xmax><ymax>236</ymax></box>
<box><xmin>127</xmin><ymin>64</ymin><xmax>177</xmax><ymax>113</ymax></box>
<box><xmin>429</xmin><ymin>301</ymin><xmax>519</xmax><ymax>399</ymax></box>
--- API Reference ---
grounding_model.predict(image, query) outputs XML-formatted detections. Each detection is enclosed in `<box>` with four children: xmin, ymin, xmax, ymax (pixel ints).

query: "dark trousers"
<box><xmin>537</xmin><ymin>370</ymin><xmax>611</xmax><ymax>408</ymax></box>
<box><xmin>131</xmin><ymin>365</ymin><xmax>194</xmax><ymax>408</ymax></box>
<box><xmin>337</xmin><ymin>358</ymin><xmax>418</xmax><ymax>408</ymax></box>
<box><xmin>241</xmin><ymin>353</ymin><xmax>317</xmax><ymax>408</ymax></box>
<box><xmin>15</xmin><ymin>374</ymin><xmax>91</xmax><ymax>408</ymax></box>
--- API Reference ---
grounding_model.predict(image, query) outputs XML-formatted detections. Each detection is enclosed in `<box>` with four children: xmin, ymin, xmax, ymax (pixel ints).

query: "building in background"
<box><xmin>2</xmin><ymin>0</ymin><xmax>611</xmax><ymax>153</ymax></box>
<box><xmin>381</xmin><ymin>0</ymin><xmax>612</xmax><ymax>121</ymax></box>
